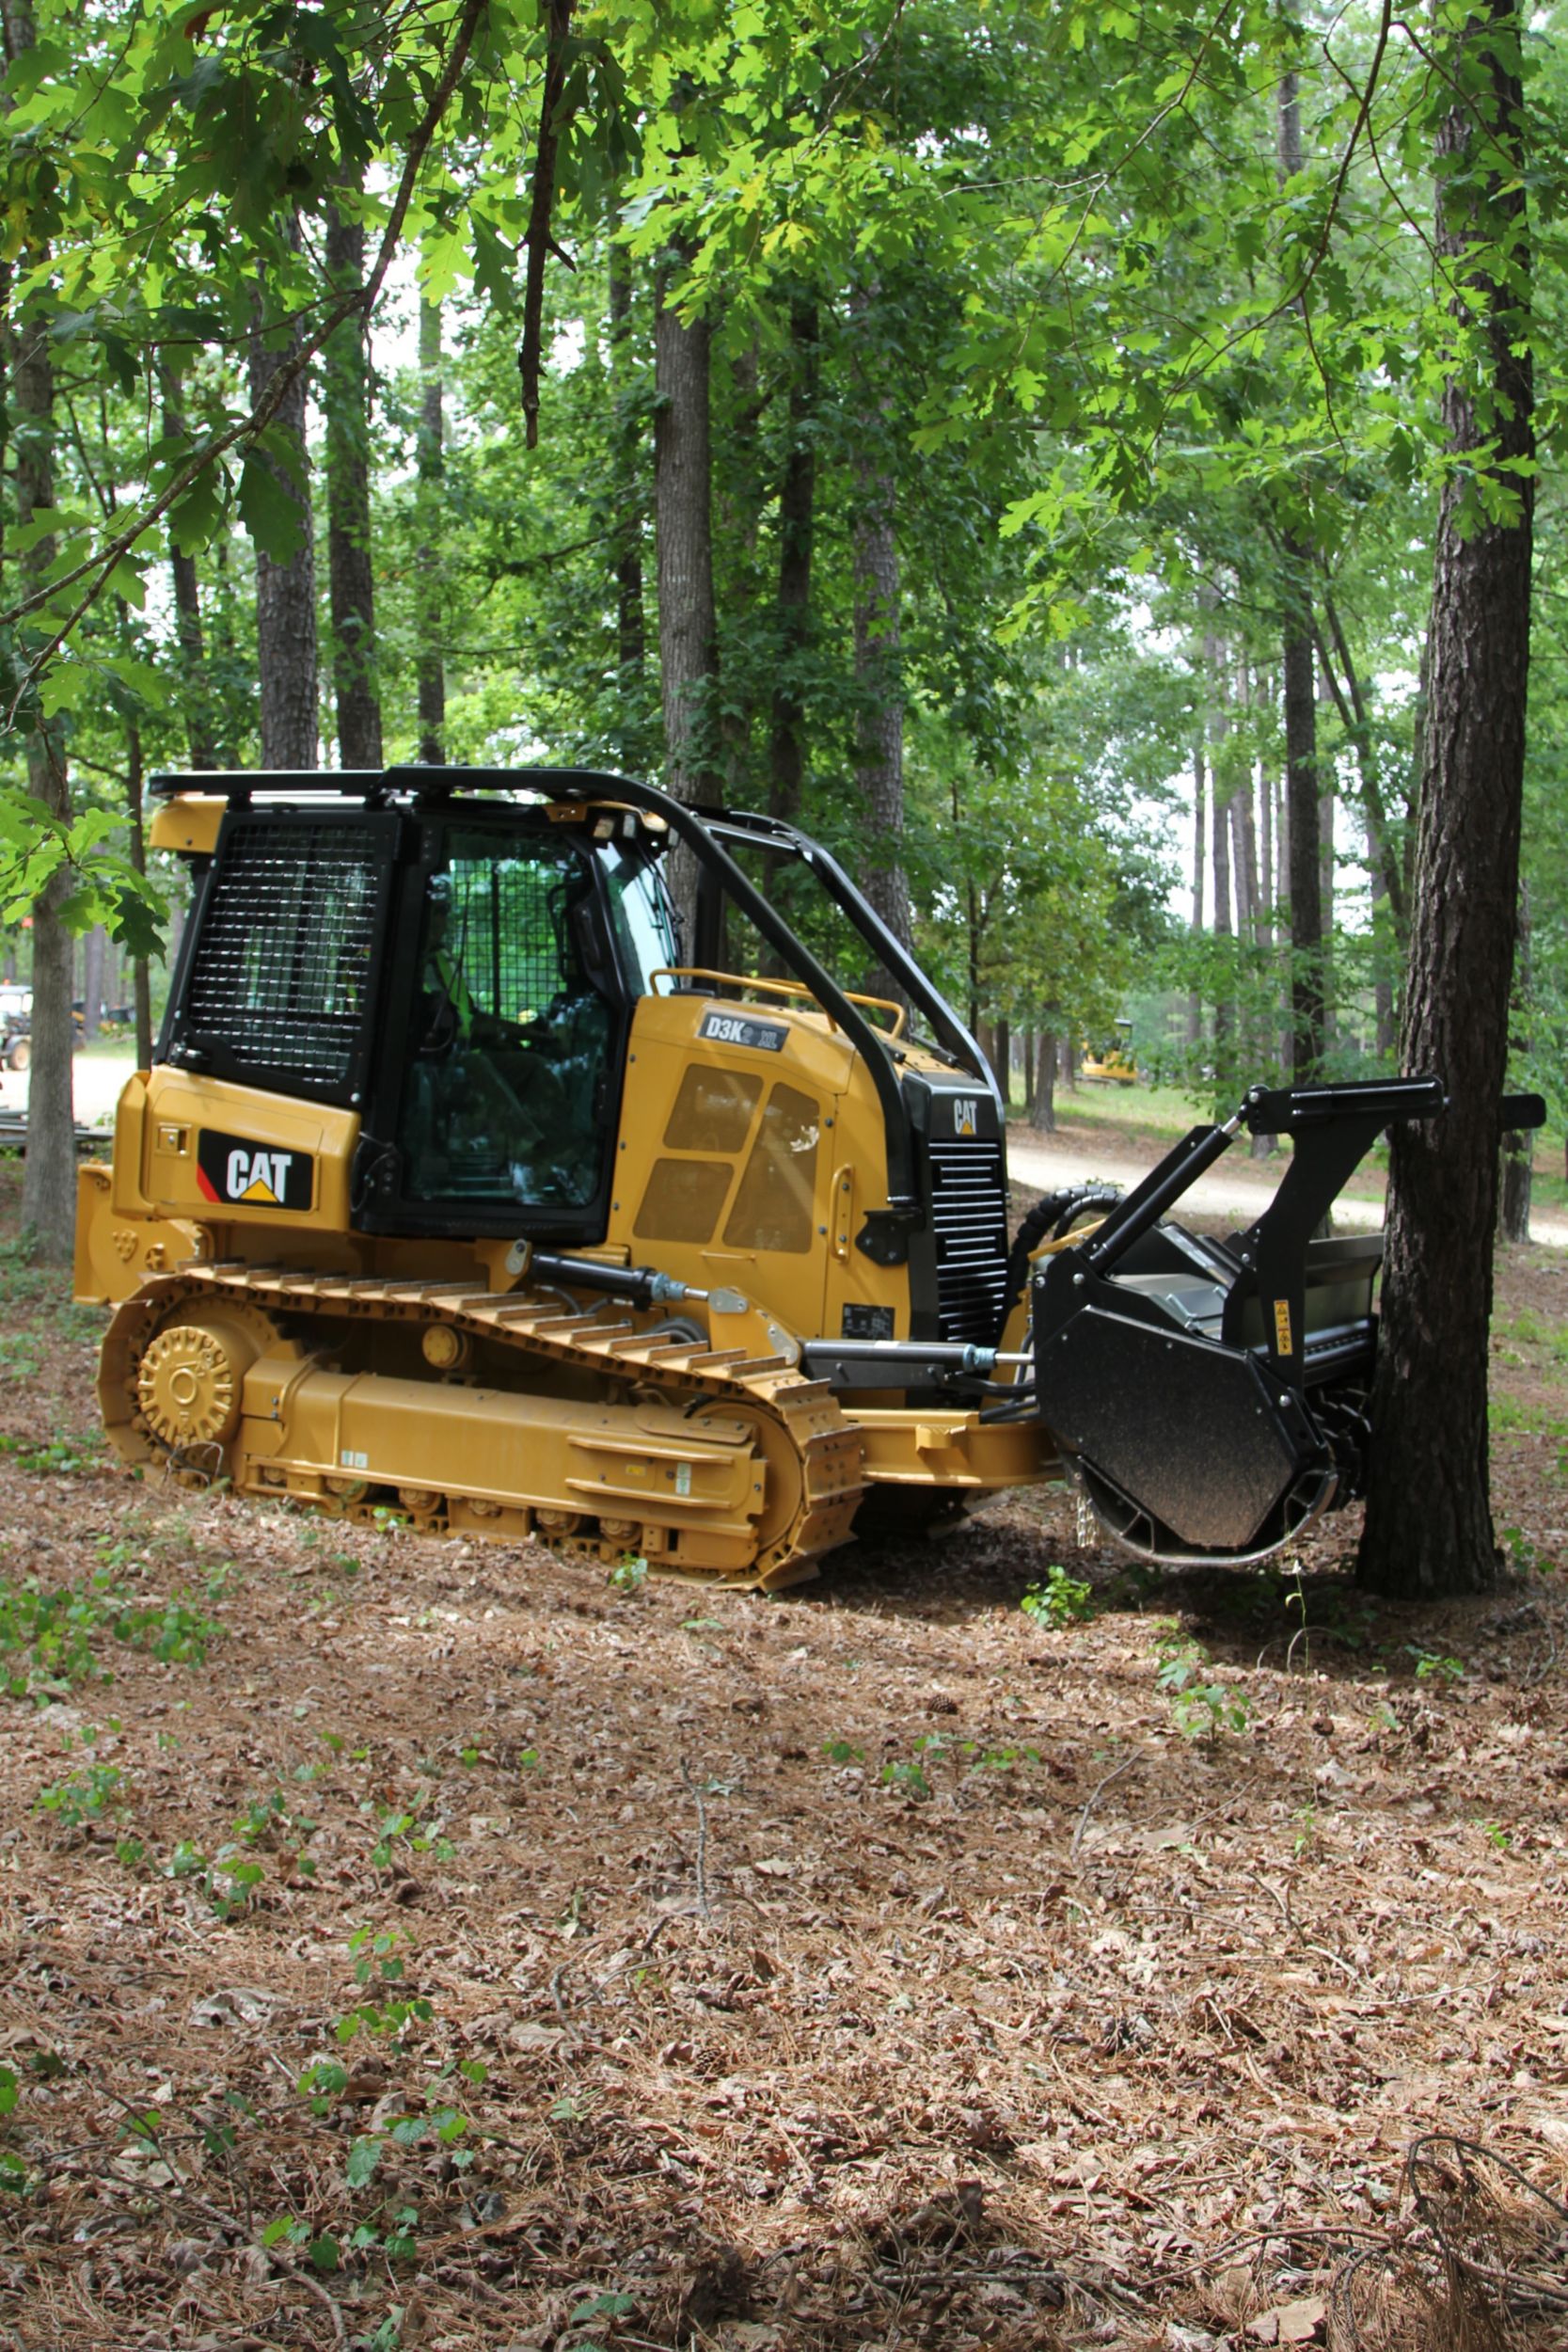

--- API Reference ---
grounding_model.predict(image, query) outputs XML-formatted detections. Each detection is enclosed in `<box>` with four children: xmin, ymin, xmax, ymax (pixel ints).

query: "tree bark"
<box><xmin>655</xmin><ymin>261</ymin><xmax>717</xmax><ymax>802</ymax></box>
<box><xmin>324</xmin><ymin>199</ymin><xmax>382</xmax><ymax>770</ymax></box>
<box><xmin>1358</xmin><ymin>0</ymin><xmax>1534</xmax><ymax>1597</ymax></box>
<box><xmin>768</xmin><ymin>298</ymin><xmax>817</xmax><ymax>829</ymax></box>
<box><xmin>853</xmin><ymin>453</ymin><xmax>912</xmax><ymax>997</ymax></box>
<box><xmin>1282</xmin><ymin>606</ymin><xmax>1323</xmax><ymax>1079</ymax></box>
<box><xmin>1207</xmin><ymin>627</ymin><xmax>1234</xmax><ymax>1089</ymax></box>
<box><xmin>609</xmin><ymin>255</ymin><xmax>645</xmax><ymax>754</ymax></box>
<box><xmin>248</xmin><ymin>217</ymin><xmax>318</xmax><ymax>768</ymax></box>
<box><xmin>161</xmin><ymin>373</ymin><xmax>219</xmax><ymax>771</ymax></box>
<box><xmin>655</xmin><ymin>257</ymin><xmax>719</xmax><ymax>951</ymax></box>
<box><xmin>7</xmin><ymin>0</ymin><xmax>73</xmax><ymax>1261</ymax></box>
<box><xmin>125</xmin><ymin>716</ymin><xmax>153</xmax><ymax>1070</ymax></box>
<box><xmin>1030</xmin><ymin>1030</ymin><xmax>1057</xmax><ymax>1132</ymax></box>
<box><xmin>1188</xmin><ymin>735</ymin><xmax>1205</xmax><ymax>1051</ymax></box>
<box><xmin>416</xmin><ymin>295</ymin><xmax>446</xmax><ymax>764</ymax></box>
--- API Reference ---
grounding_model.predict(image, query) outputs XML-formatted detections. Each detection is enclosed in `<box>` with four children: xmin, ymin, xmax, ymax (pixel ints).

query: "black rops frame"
<box><xmin>150</xmin><ymin>765</ymin><xmax>995</xmax><ymax>1244</ymax></box>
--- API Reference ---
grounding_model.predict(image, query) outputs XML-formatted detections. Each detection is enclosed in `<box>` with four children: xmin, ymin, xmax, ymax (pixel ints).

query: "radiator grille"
<box><xmin>927</xmin><ymin>1136</ymin><xmax>1009</xmax><ymax>1343</ymax></box>
<box><xmin>182</xmin><ymin>822</ymin><xmax>384</xmax><ymax>1092</ymax></box>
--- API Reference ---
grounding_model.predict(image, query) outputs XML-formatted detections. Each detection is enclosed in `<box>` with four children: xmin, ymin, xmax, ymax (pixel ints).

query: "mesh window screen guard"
<box><xmin>182</xmin><ymin>822</ymin><xmax>385</xmax><ymax>1091</ymax></box>
<box><xmin>440</xmin><ymin>852</ymin><xmax>572</xmax><ymax>1019</ymax></box>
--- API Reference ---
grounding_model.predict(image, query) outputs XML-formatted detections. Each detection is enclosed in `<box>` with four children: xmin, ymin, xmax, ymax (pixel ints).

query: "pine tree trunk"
<box><xmin>609</xmin><ymin>256</ymin><xmax>645</xmax><ymax>753</ymax></box>
<box><xmin>853</xmin><ymin>443</ymin><xmax>912</xmax><ymax>993</ymax></box>
<box><xmin>248</xmin><ymin>218</ymin><xmax>318</xmax><ymax>768</ymax></box>
<box><xmin>1030</xmin><ymin>1031</ymin><xmax>1057</xmax><ymax>1132</ymax></box>
<box><xmin>416</xmin><ymin>296</ymin><xmax>446</xmax><ymax>764</ymax></box>
<box><xmin>161</xmin><ymin>373</ymin><xmax>219</xmax><ymax>770</ymax></box>
<box><xmin>655</xmin><ymin>260</ymin><xmax>718</xmax><ymax>951</ymax></box>
<box><xmin>1208</xmin><ymin>632</ymin><xmax>1234</xmax><ymax>1089</ymax></box>
<box><xmin>1358</xmin><ymin>0</ymin><xmax>1533</xmax><ymax>1597</ymax></box>
<box><xmin>1188</xmin><ymin>737</ymin><xmax>1205</xmax><ymax>1050</ymax></box>
<box><xmin>851</xmin><ymin>286</ymin><xmax>912</xmax><ymax>997</ymax></box>
<box><xmin>655</xmin><ymin>263</ymin><xmax>717</xmax><ymax>801</ymax></box>
<box><xmin>768</xmin><ymin>298</ymin><xmax>816</xmax><ymax>828</ymax></box>
<box><xmin>6</xmin><ymin>0</ymin><xmax>74</xmax><ymax>1260</ymax></box>
<box><xmin>1282</xmin><ymin>610</ymin><xmax>1323</xmax><ymax>1080</ymax></box>
<box><xmin>126</xmin><ymin>717</ymin><xmax>154</xmax><ymax>1071</ymax></box>
<box><xmin>325</xmin><ymin>199</ymin><xmax>381</xmax><ymax>770</ymax></box>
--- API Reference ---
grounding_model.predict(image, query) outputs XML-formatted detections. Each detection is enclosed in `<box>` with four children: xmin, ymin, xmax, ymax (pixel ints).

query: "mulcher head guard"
<box><xmin>1032</xmin><ymin>1078</ymin><xmax>1455</xmax><ymax>1564</ymax></box>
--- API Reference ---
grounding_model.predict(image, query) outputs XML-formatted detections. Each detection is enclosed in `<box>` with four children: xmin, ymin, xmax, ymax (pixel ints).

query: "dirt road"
<box><xmin>1007</xmin><ymin>1120</ymin><xmax>1568</xmax><ymax>1247</ymax></box>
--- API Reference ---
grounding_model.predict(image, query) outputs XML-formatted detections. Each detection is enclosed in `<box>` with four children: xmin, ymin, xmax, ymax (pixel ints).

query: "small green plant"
<box><xmin>335</xmin><ymin>1927</ymin><xmax>435</xmax><ymax>2043</ymax></box>
<box><xmin>821</xmin><ymin>1739</ymin><xmax>864</xmax><ymax>1765</ymax></box>
<box><xmin>1021</xmin><ymin>1565</ymin><xmax>1095</xmax><ymax>1628</ymax></box>
<box><xmin>1480</xmin><ymin>1820</ymin><xmax>1513</xmax><ymax>1851</ymax></box>
<box><xmin>1154</xmin><ymin>1626</ymin><xmax>1252</xmax><ymax>1745</ymax></box>
<box><xmin>0</xmin><ymin>1431</ymin><xmax>103</xmax><ymax>1475</ymax></box>
<box><xmin>349</xmin><ymin>2310</ymin><xmax>404</xmax><ymax>2352</ymax></box>
<box><xmin>36</xmin><ymin>1762</ymin><xmax>125</xmax><ymax>1830</ymax></box>
<box><xmin>1407</xmin><ymin>1645</ymin><xmax>1465</xmax><ymax>1687</ymax></box>
<box><xmin>879</xmin><ymin>1756</ymin><xmax>929</xmax><ymax>1799</ymax></box>
<box><xmin>608</xmin><ymin>1551</ymin><xmax>649</xmax><ymax>1593</ymax></box>
<box><xmin>367</xmin><ymin>1801</ymin><xmax>453</xmax><ymax>1869</ymax></box>
<box><xmin>164</xmin><ymin>1839</ymin><xmax>265</xmax><ymax>1920</ymax></box>
<box><xmin>0</xmin><ymin>1580</ymin><xmax>105</xmax><ymax>1697</ymax></box>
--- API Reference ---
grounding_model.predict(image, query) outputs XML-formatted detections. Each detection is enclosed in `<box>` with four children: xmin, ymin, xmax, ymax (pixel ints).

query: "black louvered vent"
<box><xmin>181</xmin><ymin>822</ymin><xmax>384</xmax><ymax>1094</ymax></box>
<box><xmin>928</xmin><ymin>1137</ymin><xmax>1009</xmax><ymax>1343</ymax></box>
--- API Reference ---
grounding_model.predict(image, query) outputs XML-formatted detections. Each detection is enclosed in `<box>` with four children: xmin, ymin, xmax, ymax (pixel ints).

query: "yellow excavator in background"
<box><xmin>1081</xmin><ymin>1020</ymin><xmax>1137</xmax><ymax>1087</ymax></box>
<box><xmin>74</xmin><ymin>765</ymin><xmax>1452</xmax><ymax>1588</ymax></box>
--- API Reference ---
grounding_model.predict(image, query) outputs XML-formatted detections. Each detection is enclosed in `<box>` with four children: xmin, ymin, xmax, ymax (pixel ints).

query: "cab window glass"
<box><xmin>397</xmin><ymin>834</ymin><xmax>612</xmax><ymax>1207</ymax></box>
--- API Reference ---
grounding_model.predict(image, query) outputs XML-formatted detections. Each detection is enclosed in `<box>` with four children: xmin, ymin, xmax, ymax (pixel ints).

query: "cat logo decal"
<box><xmin>196</xmin><ymin>1130</ymin><xmax>314</xmax><ymax>1211</ymax></box>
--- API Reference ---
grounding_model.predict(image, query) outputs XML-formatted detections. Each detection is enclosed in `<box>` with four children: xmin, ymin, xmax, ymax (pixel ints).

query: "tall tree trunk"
<box><xmin>125</xmin><ymin>716</ymin><xmax>154</xmax><ymax>1070</ymax></box>
<box><xmin>655</xmin><ymin>262</ymin><xmax>717</xmax><ymax>801</ymax></box>
<box><xmin>1207</xmin><ymin>627</ymin><xmax>1234</xmax><ymax>1089</ymax></box>
<box><xmin>1030</xmin><ymin>1031</ymin><xmax>1057</xmax><ymax>1132</ymax></box>
<box><xmin>1358</xmin><ymin>0</ymin><xmax>1534</xmax><ymax>1597</ymax></box>
<box><xmin>768</xmin><ymin>298</ymin><xmax>817</xmax><ymax>829</ymax></box>
<box><xmin>325</xmin><ymin>198</ymin><xmax>382</xmax><ymax>769</ymax></box>
<box><xmin>852</xmin><ymin>449</ymin><xmax>911</xmax><ymax>993</ymax></box>
<box><xmin>248</xmin><ymin>216</ymin><xmax>318</xmax><ymax>767</ymax></box>
<box><xmin>1281</xmin><ymin>609</ymin><xmax>1323</xmax><ymax>1079</ymax></box>
<box><xmin>609</xmin><ymin>255</ymin><xmax>645</xmax><ymax>758</ymax></box>
<box><xmin>1188</xmin><ymin>736</ymin><xmax>1205</xmax><ymax>1050</ymax></box>
<box><xmin>851</xmin><ymin>288</ymin><xmax>912</xmax><ymax>998</ymax></box>
<box><xmin>416</xmin><ymin>295</ymin><xmax>446</xmax><ymax>764</ymax></box>
<box><xmin>655</xmin><ymin>259</ymin><xmax>718</xmax><ymax>951</ymax></box>
<box><xmin>1278</xmin><ymin>69</ymin><xmax>1324</xmax><ymax>1082</ymax></box>
<box><xmin>161</xmin><ymin>373</ymin><xmax>219</xmax><ymax>770</ymax></box>
<box><xmin>7</xmin><ymin>0</ymin><xmax>72</xmax><ymax>1260</ymax></box>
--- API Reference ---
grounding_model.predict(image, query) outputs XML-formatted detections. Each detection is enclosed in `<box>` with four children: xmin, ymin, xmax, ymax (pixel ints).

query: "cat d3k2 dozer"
<box><xmin>74</xmin><ymin>764</ymin><xmax>1448</xmax><ymax>1589</ymax></box>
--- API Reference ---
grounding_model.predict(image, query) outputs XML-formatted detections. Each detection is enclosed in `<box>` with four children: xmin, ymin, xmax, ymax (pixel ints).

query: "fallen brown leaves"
<box><xmin>1</xmin><ymin>1208</ymin><xmax>1566</xmax><ymax>2352</ymax></box>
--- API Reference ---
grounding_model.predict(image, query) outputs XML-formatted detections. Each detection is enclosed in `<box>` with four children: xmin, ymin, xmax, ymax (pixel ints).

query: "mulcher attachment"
<box><xmin>1031</xmin><ymin>1078</ymin><xmax>1451</xmax><ymax>1563</ymax></box>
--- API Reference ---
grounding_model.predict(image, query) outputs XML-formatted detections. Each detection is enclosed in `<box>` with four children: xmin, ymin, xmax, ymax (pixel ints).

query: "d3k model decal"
<box><xmin>196</xmin><ymin>1129</ymin><xmax>315</xmax><ymax>1211</ymax></box>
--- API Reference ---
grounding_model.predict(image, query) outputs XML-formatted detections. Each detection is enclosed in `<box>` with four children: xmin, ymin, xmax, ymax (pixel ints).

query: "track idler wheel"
<box><xmin>104</xmin><ymin>1295</ymin><xmax>278</xmax><ymax>1479</ymax></box>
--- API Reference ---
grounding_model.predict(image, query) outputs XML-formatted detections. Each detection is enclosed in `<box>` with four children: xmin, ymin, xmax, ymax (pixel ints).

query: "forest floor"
<box><xmin>3</xmin><ymin>1153</ymin><xmax>1568</xmax><ymax>2352</ymax></box>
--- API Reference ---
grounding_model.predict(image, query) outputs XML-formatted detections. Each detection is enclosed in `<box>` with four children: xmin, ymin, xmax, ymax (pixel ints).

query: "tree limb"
<box><xmin>517</xmin><ymin>0</ymin><xmax>576</xmax><ymax>450</ymax></box>
<box><xmin>2</xmin><ymin>0</ymin><xmax>491</xmax><ymax>710</ymax></box>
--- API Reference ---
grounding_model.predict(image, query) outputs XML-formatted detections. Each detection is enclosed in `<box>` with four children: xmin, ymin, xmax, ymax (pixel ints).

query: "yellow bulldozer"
<box><xmin>74</xmin><ymin>766</ymin><xmax>1449</xmax><ymax>1588</ymax></box>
